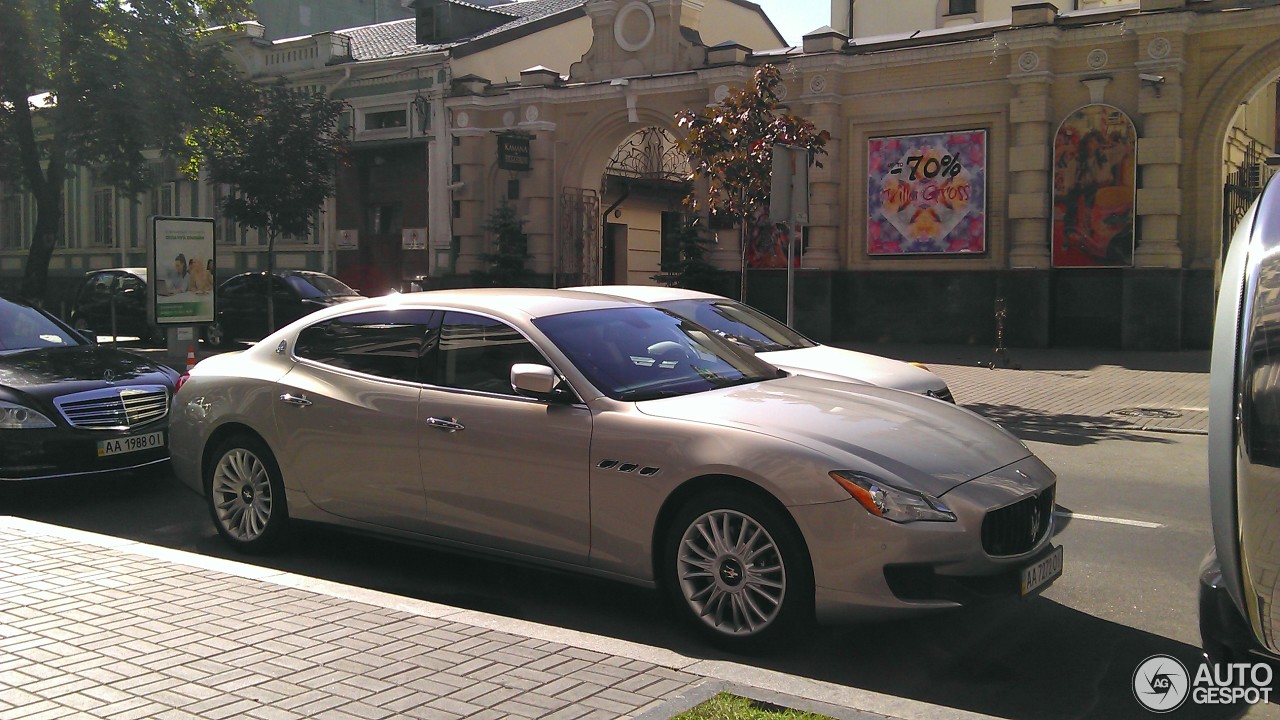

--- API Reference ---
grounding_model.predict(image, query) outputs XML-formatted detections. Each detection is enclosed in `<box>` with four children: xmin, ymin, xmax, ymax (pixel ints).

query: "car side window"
<box><xmin>295</xmin><ymin>310</ymin><xmax>437</xmax><ymax>383</ymax></box>
<box><xmin>221</xmin><ymin>276</ymin><xmax>250</xmax><ymax>298</ymax></box>
<box><xmin>117</xmin><ymin>274</ymin><xmax>143</xmax><ymax>293</ymax></box>
<box><xmin>433</xmin><ymin>312</ymin><xmax>546</xmax><ymax>396</ymax></box>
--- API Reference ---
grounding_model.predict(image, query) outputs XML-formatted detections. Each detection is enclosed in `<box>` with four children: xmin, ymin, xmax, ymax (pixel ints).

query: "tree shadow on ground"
<box><xmin>963</xmin><ymin>403</ymin><xmax>1178</xmax><ymax>446</ymax></box>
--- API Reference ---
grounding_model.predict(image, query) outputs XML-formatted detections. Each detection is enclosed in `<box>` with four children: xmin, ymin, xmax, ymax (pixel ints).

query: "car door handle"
<box><xmin>278</xmin><ymin>393</ymin><xmax>312</xmax><ymax>407</ymax></box>
<box><xmin>425</xmin><ymin>416</ymin><xmax>465</xmax><ymax>432</ymax></box>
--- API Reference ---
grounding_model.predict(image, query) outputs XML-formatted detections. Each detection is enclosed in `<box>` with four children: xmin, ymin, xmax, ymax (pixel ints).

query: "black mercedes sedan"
<box><xmin>1</xmin><ymin>296</ymin><xmax>180</xmax><ymax>481</ymax></box>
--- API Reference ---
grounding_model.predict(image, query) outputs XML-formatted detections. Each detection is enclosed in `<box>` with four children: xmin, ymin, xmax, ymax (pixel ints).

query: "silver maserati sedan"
<box><xmin>169</xmin><ymin>288</ymin><xmax>1061</xmax><ymax>648</ymax></box>
<box><xmin>567</xmin><ymin>285</ymin><xmax>954</xmax><ymax>401</ymax></box>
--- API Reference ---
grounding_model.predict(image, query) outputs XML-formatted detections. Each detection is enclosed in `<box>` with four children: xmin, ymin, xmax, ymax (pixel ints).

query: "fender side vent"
<box><xmin>597</xmin><ymin>460</ymin><xmax>620</xmax><ymax>469</ymax></box>
<box><xmin>617</xmin><ymin>463</ymin><xmax>638</xmax><ymax>473</ymax></box>
<box><xmin>638</xmin><ymin>466</ymin><xmax>660</xmax><ymax>476</ymax></box>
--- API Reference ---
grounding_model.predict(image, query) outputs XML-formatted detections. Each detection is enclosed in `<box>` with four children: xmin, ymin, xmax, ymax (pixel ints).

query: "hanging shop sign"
<box><xmin>1052</xmin><ymin>104</ymin><xmax>1137</xmax><ymax>268</ymax></box>
<box><xmin>867</xmin><ymin>130</ymin><xmax>987</xmax><ymax>255</ymax></box>
<box><xmin>497</xmin><ymin>133</ymin><xmax>532</xmax><ymax>172</ymax></box>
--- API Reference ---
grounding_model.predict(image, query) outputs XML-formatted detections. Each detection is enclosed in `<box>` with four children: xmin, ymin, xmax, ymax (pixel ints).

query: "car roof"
<box><xmin>303</xmin><ymin>287</ymin><xmax>647</xmax><ymax>324</ymax></box>
<box><xmin>84</xmin><ymin>267</ymin><xmax>147</xmax><ymax>281</ymax></box>
<box><xmin>564</xmin><ymin>285</ymin><xmax>725</xmax><ymax>303</ymax></box>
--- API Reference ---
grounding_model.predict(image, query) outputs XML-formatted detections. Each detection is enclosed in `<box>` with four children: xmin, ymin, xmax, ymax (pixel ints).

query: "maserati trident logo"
<box><xmin>1029</xmin><ymin>503</ymin><xmax>1041</xmax><ymax>543</ymax></box>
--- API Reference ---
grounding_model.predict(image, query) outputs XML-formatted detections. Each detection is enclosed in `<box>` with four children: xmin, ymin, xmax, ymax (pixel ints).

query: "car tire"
<box><xmin>204</xmin><ymin>322</ymin><xmax>228</xmax><ymax>348</ymax></box>
<box><xmin>204</xmin><ymin>434</ymin><xmax>287</xmax><ymax>553</ymax></box>
<box><xmin>662</xmin><ymin>490</ymin><xmax>813</xmax><ymax>650</ymax></box>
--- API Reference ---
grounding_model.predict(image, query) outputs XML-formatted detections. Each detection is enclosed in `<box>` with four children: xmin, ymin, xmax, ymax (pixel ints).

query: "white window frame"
<box><xmin>92</xmin><ymin>187</ymin><xmax>116</xmax><ymax>247</ymax></box>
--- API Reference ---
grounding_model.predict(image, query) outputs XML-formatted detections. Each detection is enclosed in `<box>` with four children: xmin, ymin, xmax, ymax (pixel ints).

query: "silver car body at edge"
<box><xmin>1201</xmin><ymin>173</ymin><xmax>1280</xmax><ymax>666</ymax></box>
<box><xmin>566</xmin><ymin>285</ymin><xmax>953</xmax><ymax>399</ymax></box>
<box><xmin>169</xmin><ymin>288</ymin><xmax>1057</xmax><ymax>641</ymax></box>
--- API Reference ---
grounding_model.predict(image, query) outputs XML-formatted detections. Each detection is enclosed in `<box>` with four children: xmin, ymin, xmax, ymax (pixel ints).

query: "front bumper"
<box><xmin>0</xmin><ymin>423</ymin><xmax>169</xmax><ymax>481</ymax></box>
<box><xmin>795</xmin><ymin>455</ymin><xmax>1060</xmax><ymax>623</ymax></box>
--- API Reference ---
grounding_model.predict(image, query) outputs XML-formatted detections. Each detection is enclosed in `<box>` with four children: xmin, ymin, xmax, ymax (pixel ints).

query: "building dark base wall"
<box><xmin>743</xmin><ymin>268</ymin><xmax>1215</xmax><ymax>351</ymax></box>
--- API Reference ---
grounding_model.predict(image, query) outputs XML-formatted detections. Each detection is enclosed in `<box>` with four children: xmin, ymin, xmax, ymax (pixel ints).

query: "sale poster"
<box><xmin>1052</xmin><ymin>104</ymin><xmax>1136</xmax><ymax>267</ymax></box>
<box><xmin>867</xmin><ymin>130</ymin><xmax>987</xmax><ymax>255</ymax></box>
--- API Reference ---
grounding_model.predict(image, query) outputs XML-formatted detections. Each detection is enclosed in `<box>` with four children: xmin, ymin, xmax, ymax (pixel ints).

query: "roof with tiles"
<box><xmin>339</xmin><ymin>0</ymin><xmax>587</xmax><ymax>61</ymax></box>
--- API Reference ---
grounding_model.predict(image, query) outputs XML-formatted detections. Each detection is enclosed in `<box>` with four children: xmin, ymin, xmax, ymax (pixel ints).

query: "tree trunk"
<box><xmin>20</xmin><ymin>185</ymin><xmax>63</xmax><ymax>305</ymax></box>
<box><xmin>738</xmin><ymin>220</ymin><xmax>748</xmax><ymax>303</ymax></box>
<box><xmin>266</xmin><ymin>232</ymin><xmax>277</xmax><ymax>333</ymax></box>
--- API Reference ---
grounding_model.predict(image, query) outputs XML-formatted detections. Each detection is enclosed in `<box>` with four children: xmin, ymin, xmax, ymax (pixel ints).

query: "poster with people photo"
<box><xmin>152</xmin><ymin>217</ymin><xmax>215</xmax><ymax>324</ymax></box>
<box><xmin>867</xmin><ymin>130</ymin><xmax>987</xmax><ymax>255</ymax></box>
<box><xmin>1052</xmin><ymin>104</ymin><xmax>1137</xmax><ymax>267</ymax></box>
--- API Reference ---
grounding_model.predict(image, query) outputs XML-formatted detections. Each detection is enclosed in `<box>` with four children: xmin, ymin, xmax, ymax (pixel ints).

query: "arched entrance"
<box><xmin>1221</xmin><ymin>80</ymin><xmax>1279</xmax><ymax>263</ymax></box>
<box><xmin>597</xmin><ymin>126</ymin><xmax>692</xmax><ymax>286</ymax></box>
<box><xmin>555</xmin><ymin>124</ymin><xmax>691</xmax><ymax>287</ymax></box>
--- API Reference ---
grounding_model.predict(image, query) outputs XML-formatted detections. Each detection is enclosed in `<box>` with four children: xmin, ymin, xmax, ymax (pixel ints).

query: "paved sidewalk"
<box><xmin>837</xmin><ymin>343</ymin><xmax>1211</xmax><ymax>435</ymax></box>
<box><xmin>0</xmin><ymin>518</ymin><xmax>992</xmax><ymax>720</ymax></box>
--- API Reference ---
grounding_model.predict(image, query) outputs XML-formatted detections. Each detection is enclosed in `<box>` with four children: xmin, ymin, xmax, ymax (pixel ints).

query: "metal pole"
<box><xmin>786</xmin><ymin>222</ymin><xmax>795</xmax><ymax>327</ymax></box>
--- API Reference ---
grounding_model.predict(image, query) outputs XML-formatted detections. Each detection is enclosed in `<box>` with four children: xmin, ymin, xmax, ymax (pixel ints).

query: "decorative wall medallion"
<box><xmin>524</xmin><ymin>105</ymin><xmax>539</xmax><ymax>122</ymax></box>
<box><xmin>455</xmin><ymin>111</ymin><xmax>469</xmax><ymax>128</ymax></box>
<box><xmin>1018</xmin><ymin>51</ymin><xmax>1040</xmax><ymax>73</ymax></box>
<box><xmin>1087</xmin><ymin>48</ymin><xmax>1108</xmax><ymax>70</ymax></box>
<box><xmin>774</xmin><ymin>83</ymin><xmax>788</xmax><ymax>101</ymax></box>
<box><xmin>1148</xmin><ymin>37</ymin><xmax>1171</xmax><ymax>60</ymax></box>
<box><xmin>713</xmin><ymin>85</ymin><xmax>730</xmax><ymax>102</ymax></box>
<box><xmin>613</xmin><ymin>1</ymin><xmax>655</xmax><ymax>53</ymax></box>
<box><xmin>503</xmin><ymin>111</ymin><xmax>515</xmax><ymax>127</ymax></box>
<box><xmin>809</xmin><ymin>74</ymin><xmax>827</xmax><ymax>93</ymax></box>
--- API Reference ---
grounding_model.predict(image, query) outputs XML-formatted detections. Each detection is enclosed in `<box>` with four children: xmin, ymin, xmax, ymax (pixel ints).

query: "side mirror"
<box><xmin>511</xmin><ymin>363</ymin><xmax>578</xmax><ymax>403</ymax></box>
<box><xmin>511</xmin><ymin>363</ymin><xmax>558</xmax><ymax>397</ymax></box>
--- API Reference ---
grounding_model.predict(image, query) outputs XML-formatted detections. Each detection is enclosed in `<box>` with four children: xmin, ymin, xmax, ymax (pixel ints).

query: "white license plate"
<box><xmin>97</xmin><ymin>431</ymin><xmax>165</xmax><ymax>457</ymax></box>
<box><xmin>1020</xmin><ymin>545</ymin><xmax>1063</xmax><ymax>597</ymax></box>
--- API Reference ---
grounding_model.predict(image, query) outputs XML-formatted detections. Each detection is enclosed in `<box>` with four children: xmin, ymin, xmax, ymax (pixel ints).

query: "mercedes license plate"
<box><xmin>1020</xmin><ymin>545</ymin><xmax>1063</xmax><ymax>597</ymax></box>
<box><xmin>97</xmin><ymin>431</ymin><xmax>165</xmax><ymax>457</ymax></box>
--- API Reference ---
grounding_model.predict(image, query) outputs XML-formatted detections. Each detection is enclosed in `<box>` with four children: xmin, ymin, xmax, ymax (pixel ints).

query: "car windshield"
<box><xmin>0</xmin><ymin>299</ymin><xmax>82</xmax><ymax>352</ymax></box>
<box><xmin>287</xmin><ymin>273</ymin><xmax>358</xmax><ymax>299</ymax></box>
<box><xmin>655</xmin><ymin>299</ymin><xmax>816</xmax><ymax>353</ymax></box>
<box><xmin>534</xmin><ymin>306</ymin><xmax>781</xmax><ymax>401</ymax></box>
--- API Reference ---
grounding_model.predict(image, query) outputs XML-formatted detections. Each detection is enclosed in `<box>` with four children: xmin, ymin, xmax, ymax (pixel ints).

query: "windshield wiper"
<box><xmin>618</xmin><ymin>388</ymin><xmax>692</xmax><ymax>401</ymax></box>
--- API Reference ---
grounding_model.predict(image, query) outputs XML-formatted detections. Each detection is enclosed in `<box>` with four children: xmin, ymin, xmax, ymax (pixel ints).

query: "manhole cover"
<box><xmin>1111</xmin><ymin>408</ymin><xmax>1182</xmax><ymax>418</ymax></box>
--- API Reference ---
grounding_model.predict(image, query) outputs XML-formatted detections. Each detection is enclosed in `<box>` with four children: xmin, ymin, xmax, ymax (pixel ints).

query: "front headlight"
<box><xmin>0</xmin><ymin>400</ymin><xmax>56</xmax><ymax>429</ymax></box>
<box><xmin>829</xmin><ymin>471</ymin><xmax>956</xmax><ymax>523</ymax></box>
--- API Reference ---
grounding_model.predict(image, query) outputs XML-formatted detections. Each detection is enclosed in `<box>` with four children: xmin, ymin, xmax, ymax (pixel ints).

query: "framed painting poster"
<box><xmin>1052</xmin><ymin>104</ymin><xmax>1136</xmax><ymax>267</ymax></box>
<box><xmin>867</xmin><ymin>130</ymin><xmax>987</xmax><ymax>255</ymax></box>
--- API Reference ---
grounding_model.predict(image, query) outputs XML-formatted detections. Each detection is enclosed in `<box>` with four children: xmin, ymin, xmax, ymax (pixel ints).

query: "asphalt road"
<box><xmin>2</xmin><ymin>429</ymin><xmax>1274</xmax><ymax>720</ymax></box>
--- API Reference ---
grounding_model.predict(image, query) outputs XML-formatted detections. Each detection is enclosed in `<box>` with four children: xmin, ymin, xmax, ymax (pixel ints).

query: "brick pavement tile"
<box><xmin>98</xmin><ymin>701</ymin><xmax>174</xmax><ymax>720</ymax></box>
<box><xmin>289</xmin><ymin>694</ymin><xmax>350</xmax><ymax>718</ymax></box>
<box><xmin>244</xmin><ymin>707</ymin><xmax>306</xmax><ymax>720</ymax></box>
<box><xmin>539</xmin><ymin>706</ymin><xmax>594</xmax><ymax>720</ymax></box>
<box><xmin>29</xmin><ymin>678</ymin><xmax>95</xmax><ymax>699</ymax></box>
<box><xmin>490</xmin><ymin>699</ymin><xmax>546</xmax><ymax>718</ymax></box>
<box><xmin>0</xmin><ymin>700</ymin><xmax>65</xmax><ymax>720</ymax></box>
<box><xmin>577</xmin><ymin>662</ymin><xmax>637</xmax><ymax>680</ymax></box>
<box><xmin>312</xmin><ymin>700</ymin><xmax>393</xmax><ymax>720</ymax></box>
<box><xmin>421</xmin><ymin>696</ymin><xmax>484</xmax><ymax>717</ymax></box>
<box><xmin>579</xmin><ymin>692</ymin><xmax>643</xmax><ymax>714</ymax></box>
<box><xmin>579</xmin><ymin>708</ymin><xmax>626</xmax><ymax>719</ymax></box>
<box><xmin>550</xmin><ymin>680</ymin><xmax>606</xmax><ymax>703</ymax></box>
<box><xmin>566</xmin><ymin>668</ymin><xmax>633</xmax><ymax>687</ymax></box>
<box><xmin>405</xmin><ymin>675</ymin><xmax>469</xmax><ymax>695</ymax></box>
<box><xmin>462</xmin><ymin>685</ymin><xmax>521</xmax><ymax>708</ymax></box>
<box><xmin>358</xmin><ymin>686</ymin><xmax>417</xmax><ymax>709</ymax></box>
<box><xmin>506</xmin><ymin>691</ymin><xmax>565</xmax><ymax>712</ymax></box>
<box><xmin>200</xmin><ymin>698</ymin><xmax>263</xmax><ymax>720</ymax></box>
<box><xmin>612</xmin><ymin>673</ymin><xmax>665</xmax><ymax>693</ymax></box>
<box><xmin>563</xmin><ymin>648</ymin><xmax>609</xmax><ymax>663</ymax></box>
<box><xmin>400</xmin><ymin>705</ymin><xmax>463</xmax><ymax>720</ymax></box>
<box><xmin>152</xmin><ymin>709</ymin><xmax>204</xmax><ymax>720</ymax></box>
<box><xmin>528</xmin><ymin>655</ymin><xmax>591</xmax><ymax>675</ymax></box>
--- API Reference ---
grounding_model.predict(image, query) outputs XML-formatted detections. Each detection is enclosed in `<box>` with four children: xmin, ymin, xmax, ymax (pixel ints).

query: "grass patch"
<box><xmin>672</xmin><ymin>692</ymin><xmax>837</xmax><ymax>720</ymax></box>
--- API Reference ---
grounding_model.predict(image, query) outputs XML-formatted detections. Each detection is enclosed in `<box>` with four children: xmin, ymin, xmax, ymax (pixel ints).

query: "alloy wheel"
<box><xmin>211</xmin><ymin>448</ymin><xmax>274</xmax><ymax>542</ymax></box>
<box><xmin>676</xmin><ymin>509</ymin><xmax>787</xmax><ymax>636</ymax></box>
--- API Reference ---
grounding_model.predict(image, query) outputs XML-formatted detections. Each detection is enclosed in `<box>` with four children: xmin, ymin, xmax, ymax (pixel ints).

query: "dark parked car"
<box><xmin>203</xmin><ymin>271</ymin><xmax>362</xmax><ymax>348</ymax></box>
<box><xmin>0</xmin><ymin>295</ymin><xmax>180</xmax><ymax>481</ymax></box>
<box><xmin>68</xmin><ymin>267</ymin><xmax>164</xmax><ymax>344</ymax></box>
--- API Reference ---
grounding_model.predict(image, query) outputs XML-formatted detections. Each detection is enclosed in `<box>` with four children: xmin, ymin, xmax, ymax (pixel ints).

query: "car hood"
<box><xmin>635</xmin><ymin>375</ymin><xmax>1028</xmax><ymax>496</ymax></box>
<box><xmin>759</xmin><ymin>344</ymin><xmax>949</xmax><ymax>396</ymax></box>
<box><xmin>0</xmin><ymin>346</ymin><xmax>176</xmax><ymax>396</ymax></box>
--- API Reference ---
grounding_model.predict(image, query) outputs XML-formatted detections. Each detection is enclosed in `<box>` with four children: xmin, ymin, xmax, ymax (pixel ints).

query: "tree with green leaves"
<box><xmin>0</xmin><ymin>0</ymin><xmax>252</xmax><ymax>303</ymax></box>
<box><xmin>674</xmin><ymin>64</ymin><xmax>829</xmax><ymax>301</ymax></box>
<box><xmin>475</xmin><ymin>202</ymin><xmax>536</xmax><ymax>287</ymax></box>
<box><xmin>653</xmin><ymin>215</ymin><xmax>719</xmax><ymax>291</ymax></box>
<box><xmin>185</xmin><ymin>82</ymin><xmax>348</xmax><ymax>332</ymax></box>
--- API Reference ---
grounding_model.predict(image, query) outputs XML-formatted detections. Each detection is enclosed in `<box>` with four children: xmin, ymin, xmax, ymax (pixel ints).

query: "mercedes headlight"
<box><xmin>0</xmin><ymin>400</ymin><xmax>56</xmax><ymax>429</ymax></box>
<box><xmin>830</xmin><ymin>471</ymin><xmax>956</xmax><ymax>523</ymax></box>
